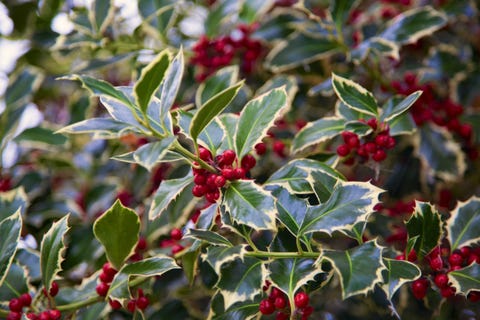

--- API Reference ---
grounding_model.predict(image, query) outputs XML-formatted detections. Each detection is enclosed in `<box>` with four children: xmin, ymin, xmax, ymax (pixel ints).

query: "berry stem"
<box><xmin>56</xmin><ymin>296</ymin><xmax>103</xmax><ymax>312</ymax></box>
<box><xmin>244</xmin><ymin>250</ymin><xmax>319</xmax><ymax>259</ymax></box>
<box><xmin>171</xmin><ymin>140</ymin><xmax>217</xmax><ymax>173</ymax></box>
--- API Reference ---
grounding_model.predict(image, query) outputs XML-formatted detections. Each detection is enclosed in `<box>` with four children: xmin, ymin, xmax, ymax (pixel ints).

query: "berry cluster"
<box><xmin>125</xmin><ymin>289</ymin><xmax>150</xmax><ymax>313</ymax></box>
<box><xmin>8</xmin><ymin>284</ymin><xmax>61</xmax><ymax>320</ymax></box>
<box><xmin>259</xmin><ymin>284</ymin><xmax>313</xmax><ymax>319</ymax></box>
<box><xmin>159</xmin><ymin>228</ymin><xmax>185</xmax><ymax>255</ymax></box>
<box><xmin>192</xmin><ymin>147</ymin><xmax>256</xmax><ymax>203</ymax></box>
<box><xmin>406</xmin><ymin>245</ymin><xmax>480</xmax><ymax>300</ymax></box>
<box><xmin>6</xmin><ymin>294</ymin><xmax>36</xmax><ymax>320</ymax></box>
<box><xmin>191</xmin><ymin>24</ymin><xmax>263</xmax><ymax>81</ymax></box>
<box><xmin>336</xmin><ymin>118</ymin><xmax>396</xmax><ymax>165</ymax></box>
<box><xmin>96</xmin><ymin>262</ymin><xmax>118</xmax><ymax>297</ymax></box>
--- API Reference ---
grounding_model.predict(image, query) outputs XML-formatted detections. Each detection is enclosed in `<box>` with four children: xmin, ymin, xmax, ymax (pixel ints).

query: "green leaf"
<box><xmin>332</xmin><ymin>73</ymin><xmax>378</xmax><ymax>117</ymax></box>
<box><xmin>381</xmin><ymin>91</ymin><xmax>422</xmax><ymax>122</ymax></box>
<box><xmin>40</xmin><ymin>214</ymin><xmax>70</xmax><ymax>294</ymax></box>
<box><xmin>15</xmin><ymin>126</ymin><xmax>68</xmax><ymax>147</ymax></box>
<box><xmin>320</xmin><ymin>240</ymin><xmax>386</xmax><ymax>299</ymax></box>
<box><xmin>60</xmin><ymin>75</ymin><xmax>133</xmax><ymax>107</ymax></box>
<box><xmin>268</xmin><ymin>257</ymin><xmax>319</xmax><ymax>309</ymax></box>
<box><xmin>149</xmin><ymin>173</ymin><xmax>193</xmax><ymax>220</ymax></box>
<box><xmin>449</xmin><ymin>263</ymin><xmax>480</xmax><ymax>295</ymax></box>
<box><xmin>380</xmin><ymin>6</ymin><xmax>447</xmax><ymax>45</ymax></box>
<box><xmin>134</xmin><ymin>50</ymin><xmax>171</xmax><ymax>115</ymax></box>
<box><xmin>299</xmin><ymin>181</ymin><xmax>383</xmax><ymax>236</ymax></box>
<box><xmin>0</xmin><ymin>187</ymin><xmax>28</xmax><ymax>221</ymax></box>
<box><xmin>100</xmin><ymin>87</ymin><xmax>143</xmax><ymax>128</ymax></box>
<box><xmin>351</xmin><ymin>37</ymin><xmax>400</xmax><ymax>62</ymax></box>
<box><xmin>291</xmin><ymin>117</ymin><xmax>345</xmax><ymax>154</ymax></box>
<box><xmin>177</xmin><ymin>111</ymin><xmax>225</xmax><ymax>154</ymax></box>
<box><xmin>235</xmin><ymin>87</ymin><xmax>288</xmax><ymax>158</ymax></box>
<box><xmin>266</xmin><ymin>32</ymin><xmax>341</xmax><ymax>72</ymax></box>
<box><xmin>222</xmin><ymin>180</ymin><xmax>276</xmax><ymax>231</ymax></box>
<box><xmin>54</xmin><ymin>272</ymin><xmax>99</xmax><ymax>305</ymax></box>
<box><xmin>184</xmin><ymin>229</ymin><xmax>233</xmax><ymax>247</ymax></box>
<box><xmin>405</xmin><ymin>201</ymin><xmax>442</xmax><ymax>260</ymax></box>
<box><xmin>157</xmin><ymin>48</ymin><xmax>184</xmax><ymax>119</ymax></box>
<box><xmin>196</xmin><ymin>66</ymin><xmax>239</xmax><ymax>107</ymax></box>
<box><xmin>330</xmin><ymin>0</ymin><xmax>357</xmax><ymax>35</ymax></box>
<box><xmin>239</xmin><ymin>0</ymin><xmax>273</xmax><ymax>24</ymax></box>
<box><xmin>190</xmin><ymin>81</ymin><xmax>244</xmax><ymax>143</ymax></box>
<box><xmin>256</xmin><ymin>75</ymin><xmax>298</xmax><ymax>104</ymax></box>
<box><xmin>447</xmin><ymin>196</ymin><xmax>480</xmax><ymax>251</ymax></box>
<box><xmin>209</xmin><ymin>293</ymin><xmax>260</xmax><ymax>320</ymax></box>
<box><xmin>389</xmin><ymin>112</ymin><xmax>416</xmax><ymax>136</ymax></box>
<box><xmin>344</xmin><ymin>120</ymin><xmax>374</xmax><ymax>137</ymax></box>
<box><xmin>56</xmin><ymin>118</ymin><xmax>138</xmax><ymax>138</ymax></box>
<box><xmin>272</xmin><ymin>187</ymin><xmax>308</xmax><ymax>236</ymax></box>
<box><xmin>216</xmin><ymin>257</ymin><xmax>266</xmax><ymax>309</ymax></box>
<box><xmin>419</xmin><ymin>124</ymin><xmax>466</xmax><ymax>181</ymax></box>
<box><xmin>0</xmin><ymin>209</ymin><xmax>22</xmax><ymax>286</ymax></box>
<box><xmin>5</xmin><ymin>70</ymin><xmax>43</xmax><ymax>108</ymax></box>
<box><xmin>182</xmin><ymin>248</ymin><xmax>200</xmax><ymax>286</ymax></box>
<box><xmin>16</xmin><ymin>248</ymin><xmax>41</xmax><ymax>281</ymax></box>
<box><xmin>203</xmin><ymin>245</ymin><xmax>247</xmax><ymax>275</ymax></box>
<box><xmin>93</xmin><ymin>200</ymin><xmax>140</xmax><ymax>270</ymax></box>
<box><xmin>380</xmin><ymin>258</ymin><xmax>421</xmax><ymax>300</ymax></box>
<box><xmin>92</xmin><ymin>0</ymin><xmax>113</xmax><ymax>33</ymax></box>
<box><xmin>218</xmin><ymin>114</ymin><xmax>239</xmax><ymax>151</ymax></box>
<box><xmin>0</xmin><ymin>263</ymin><xmax>29</xmax><ymax>301</ymax></box>
<box><xmin>132</xmin><ymin>137</ymin><xmax>176</xmax><ymax>171</ymax></box>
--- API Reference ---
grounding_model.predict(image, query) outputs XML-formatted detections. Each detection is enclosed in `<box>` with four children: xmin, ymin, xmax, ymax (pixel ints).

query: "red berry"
<box><xmin>301</xmin><ymin>305</ymin><xmax>314</xmax><ymax>317</ymax></box>
<box><xmin>109</xmin><ymin>299</ymin><xmax>122</xmax><ymax>310</ymax></box>
<box><xmin>407</xmin><ymin>249</ymin><xmax>417</xmax><ymax>262</ymax></box>
<box><xmin>7</xmin><ymin>312</ymin><xmax>21</xmax><ymax>320</ymax></box>
<box><xmin>198</xmin><ymin>147</ymin><xmax>212</xmax><ymax>161</ymax></box>
<box><xmin>171</xmin><ymin>244</ymin><xmax>184</xmax><ymax>255</ymax></box>
<box><xmin>99</xmin><ymin>271</ymin><xmax>114</xmax><ymax>284</ymax></box>
<box><xmin>39</xmin><ymin>312</ymin><xmax>51</xmax><ymax>320</ymax></box>
<box><xmin>294</xmin><ymin>291</ymin><xmax>309</xmax><ymax>308</ymax></box>
<box><xmin>221</xmin><ymin>150</ymin><xmax>236</xmax><ymax>166</ymax></box>
<box><xmin>341</xmin><ymin>131</ymin><xmax>356</xmax><ymax>142</ymax></box>
<box><xmin>448</xmin><ymin>253</ymin><xmax>464</xmax><ymax>266</ymax></box>
<box><xmin>372</xmin><ymin>149</ymin><xmax>387</xmax><ymax>162</ymax></box>
<box><xmin>440</xmin><ymin>286</ymin><xmax>456</xmax><ymax>298</ymax></box>
<box><xmin>459</xmin><ymin>247</ymin><xmax>471</xmax><ymax>258</ymax></box>
<box><xmin>367</xmin><ymin>118</ymin><xmax>378</xmax><ymax>130</ymax></box>
<box><xmin>102</xmin><ymin>262</ymin><xmax>117</xmax><ymax>277</ymax></box>
<box><xmin>127</xmin><ymin>299</ymin><xmax>137</xmax><ymax>313</ymax></box>
<box><xmin>222</xmin><ymin>168</ymin><xmax>237</xmax><ymax>180</ymax></box>
<box><xmin>9</xmin><ymin>298</ymin><xmax>23</xmax><ymax>312</ymax></box>
<box><xmin>20</xmin><ymin>293</ymin><xmax>32</xmax><ymax>307</ymax></box>
<box><xmin>214</xmin><ymin>175</ymin><xmax>226</xmax><ymax>188</ymax></box>
<box><xmin>434</xmin><ymin>273</ymin><xmax>449</xmax><ymax>288</ymax></box>
<box><xmin>241</xmin><ymin>154</ymin><xmax>256</xmax><ymax>170</ymax></box>
<box><xmin>336</xmin><ymin>144</ymin><xmax>350</xmax><ymax>157</ymax></box>
<box><xmin>272</xmin><ymin>140</ymin><xmax>286</xmax><ymax>157</ymax></box>
<box><xmin>385</xmin><ymin>136</ymin><xmax>396</xmax><ymax>149</ymax></box>
<box><xmin>411</xmin><ymin>278</ymin><xmax>428</xmax><ymax>299</ymax></box>
<box><xmin>429</xmin><ymin>255</ymin><xmax>443</xmax><ymax>271</ymax></box>
<box><xmin>346</xmin><ymin>135</ymin><xmax>360</xmax><ymax>148</ymax></box>
<box><xmin>364</xmin><ymin>142</ymin><xmax>377</xmax><ymax>153</ymax></box>
<box><xmin>276</xmin><ymin>312</ymin><xmax>289</xmax><ymax>320</ymax></box>
<box><xmin>467</xmin><ymin>254</ymin><xmax>480</xmax><ymax>265</ymax></box>
<box><xmin>170</xmin><ymin>228</ymin><xmax>183</xmax><ymax>241</ymax></box>
<box><xmin>458</xmin><ymin>123</ymin><xmax>472</xmax><ymax>140</ymax></box>
<box><xmin>259</xmin><ymin>299</ymin><xmax>275</xmax><ymax>315</ymax></box>
<box><xmin>96</xmin><ymin>282</ymin><xmax>110</xmax><ymax>296</ymax></box>
<box><xmin>234</xmin><ymin>167</ymin><xmax>246</xmax><ymax>179</ymax></box>
<box><xmin>269</xmin><ymin>287</ymin><xmax>283</xmax><ymax>300</ymax></box>
<box><xmin>274</xmin><ymin>296</ymin><xmax>287</xmax><ymax>309</ymax></box>
<box><xmin>468</xmin><ymin>290</ymin><xmax>480</xmax><ymax>302</ymax></box>
<box><xmin>255</xmin><ymin>142</ymin><xmax>267</xmax><ymax>155</ymax></box>
<box><xmin>136</xmin><ymin>237</ymin><xmax>147</xmax><ymax>251</ymax></box>
<box><xmin>48</xmin><ymin>310</ymin><xmax>61</xmax><ymax>320</ymax></box>
<box><xmin>49</xmin><ymin>281</ymin><xmax>59</xmax><ymax>297</ymax></box>
<box><xmin>192</xmin><ymin>185</ymin><xmax>207</xmax><ymax>197</ymax></box>
<box><xmin>194</xmin><ymin>173</ymin><xmax>207</xmax><ymax>185</ymax></box>
<box><xmin>205</xmin><ymin>190</ymin><xmax>220</xmax><ymax>203</ymax></box>
<box><xmin>375</xmin><ymin>134</ymin><xmax>389</xmax><ymax>147</ymax></box>
<box><xmin>136</xmin><ymin>296</ymin><xmax>149</xmax><ymax>310</ymax></box>
<box><xmin>26</xmin><ymin>313</ymin><xmax>39</xmax><ymax>320</ymax></box>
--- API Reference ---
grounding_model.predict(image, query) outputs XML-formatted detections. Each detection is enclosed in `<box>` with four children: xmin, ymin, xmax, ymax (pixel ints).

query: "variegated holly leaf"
<box><xmin>299</xmin><ymin>181</ymin><xmax>383</xmax><ymax>236</ymax></box>
<box><xmin>256</xmin><ymin>75</ymin><xmax>298</xmax><ymax>104</ymax></box>
<box><xmin>344</xmin><ymin>121</ymin><xmax>374</xmax><ymax>137</ymax></box>
<box><xmin>209</xmin><ymin>292</ymin><xmax>260</xmax><ymax>320</ymax></box>
<box><xmin>405</xmin><ymin>201</ymin><xmax>442</xmax><ymax>260</ymax></box>
<box><xmin>54</xmin><ymin>272</ymin><xmax>100</xmax><ymax>305</ymax></box>
<box><xmin>0</xmin><ymin>209</ymin><xmax>22</xmax><ymax>286</ymax></box>
<box><xmin>330</xmin><ymin>0</ymin><xmax>357</xmax><ymax>35</ymax></box>
<box><xmin>380</xmin><ymin>6</ymin><xmax>447</xmax><ymax>45</ymax></box>
<box><xmin>132</xmin><ymin>137</ymin><xmax>176</xmax><ymax>171</ymax></box>
<box><xmin>134</xmin><ymin>50</ymin><xmax>171</xmax><ymax>115</ymax></box>
<box><xmin>0</xmin><ymin>187</ymin><xmax>28</xmax><ymax>221</ymax></box>
<box><xmin>351</xmin><ymin>37</ymin><xmax>399</xmax><ymax>62</ymax></box>
<box><xmin>196</xmin><ymin>203</ymin><xmax>219</xmax><ymax>230</ymax></box>
<box><xmin>266</xmin><ymin>32</ymin><xmax>342</xmax><ymax>72</ymax></box>
<box><xmin>449</xmin><ymin>263</ymin><xmax>480</xmax><ymax>295</ymax></box>
<box><xmin>216</xmin><ymin>257</ymin><xmax>266</xmax><ymax>309</ymax></box>
<box><xmin>218</xmin><ymin>114</ymin><xmax>239</xmax><ymax>151</ymax></box>
<box><xmin>234</xmin><ymin>87</ymin><xmax>289</xmax><ymax>158</ymax></box>
<box><xmin>381</xmin><ymin>92</ymin><xmax>423</xmax><ymax>123</ymax></box>
<box><xmin>332</xmin><ymin>73</ymin><xmax>378</xmax><ymax>117</ymax></box>
<box><xmin>389</xmin><ymin>112</ymin><xmax>416</xmax><ymax>136</ymax></box>
<box><xmin>380</xmin><ymin>258</ymin><xmax>421</xmax><ymax>300</ymax></box>
<box><xmin>196</xmin><ymin>66</ymin><xmax>239</xmax><ymax>107</ymax></box>
<box><xmin>184</xmin><ymin>229</ymin><xmax>233</xmax><ymax>247</ymax></box>
<box><xmin>40</xmin><ymin>214</ymin><xmax>70</xmax><ymax>294</ymax></box>
<box><xmin>190</xmin><ymin>81</ymin><xmax>244</xmax><ymax>143</ymax></box>
<box><xmin>56</xmin><ymin>118</ymin><xmax>140</xmax><ymax>139</ymax></box>
<box><xmin>109</xmin><ymin>255</ymin><xmax>180</xmax><ymax>301</ymax></box>
<box><xmin>149</xmin><ymin>173</ymin><xmax>194</xmax><ymax>220</ymax></box>
<box><xmin>291</xmin><ymin>117</ymin><xmax>345</xmax><ymax>155</ymax></box>
<box><xmin>16</xmin><ymin>248</ymin><xmax>41</xmax><ymax>282</ymax></box>
<box><xmin>319</xmin><ymin>240</ymin><xmax>386</xmax><ymax>299</ymax></box>
<box><xmin>202</xmin><ymin>245</ymin><xmax>247</xmax><ymax>275</ymax></box>
<box><xmin>177</xmin><ymin>111</ymin><xmax>225</xmax><ymax>154</ymax></box>
<box><xmin>99</xmin><ymin>86</ymin><xmax>144</xmax><ymax>128</ymax></box>
<box><xmin>93</xmin><ymin>201</ymin><xmax>139</xmax><ymax>270</ymax></box>
<box><xmin>418</xmin><ymin>124</ymin><xmax>466</xmax><ymax>181</ymax></box>
<box><xmin>0</xmin><ymin>263</ymin><xmax>29</xmax><ymax>301</ymax></box>
<box><xmin>447</xmin><ymin>196</ymin><xmax>480</xmax><ymax>251</ymax></box>
<box><xmin>156</xmin><ymin>48</ymin><xmax>184</xmax><ymax>120</ymax></box>
<box><xmin>272</xmin><ymin>187</ymin><xmax>308</xmax><ymax>237</ymax></box>
<box><xmin>222</xmin><ymin>180</ymin><xmax>276</xmax><ymax>231</ymax></box>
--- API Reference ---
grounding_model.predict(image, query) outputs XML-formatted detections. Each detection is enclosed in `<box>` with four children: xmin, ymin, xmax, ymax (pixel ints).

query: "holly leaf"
<box><xmin>351</xmin><ymin>37</ymin><xmax>400</xmax><ymax>62</ymax></box>
<box><xmin>319</xmin><ymin>240</ymin><xmax>386</xmax><ymax>299</ymax></box>
<box><xmin>332</xmin><ymin>73</ymin><xmax>378</xmax><ymax>117</ymax></box>
<box><xmin>299</xmin><ymin>181</ymin><xmax>383</xmax><ymax>236</ymax></box>
<box><xmin>0</xmin><ymin>209</ymin><xmax>22</xmax><ymax>286</ymax></box>
<box><xmin>99</xmin><ymin>87</ymin><xmax>144</xmax><ymax>128</ymax></box>
<box><xmin>190</xmin><ymin>81</ymin><xmax>244</xmax><ymax>143</ymax></box>
<box><xmin>381</xmin><ymin>91</ymin><xmax>422</xmax><ymax>122</ymax></box>
<box><xmin>380</xmin><ymin>258</ymin><xmax>421</xmax><ymax>300</ymax></box>
<box><xmin>149</xmin><ymin>173</ymin><xmax>193</xmax><ymax>220</ymax></box>
<box><xmin>132</xmin><ymin>137</ymin><xmax>176</xmax><ymax>171</ymax></box>
<box><xmin>177</xmin><ymin>111</ymin><xmax>225</xmax><ymax>154</ymax></box>
<box><xmin>0</xmin><ymin>263</ymin><xmax>29</xmax><ymax>301</ymax></box>
<box><xmin>222</xmin><ymin>180</ymin><xmax>276</xmax><ymax>231</ymax></box>
<box><xmin>56</xmin><ymin>118</ymin><xmax>139</xmax><ymax>138</ymax></box>
<box><xmin>196</xmin><ymin>66</ymin><xmax>239</xmax><ymax>107</ymax></box>
<box><xmin>291</xmin><ymin>117</ymin><xmax>345</xmax><ymax>155</ymax></box>
<box><xmin>405</xmin><ymin>201</ymin><xmax>442</xmax><ymax>260</ymax></box>
<box><xmin>447</xmin><ymin>196</ymin><xmax>480</xmax><ymax>251</ymax></box>
<box><xmin>380</xmin><ymin>6</ymin><xmax>447</xmax><ymax>45</ymax></box>
<box><xmin>93</xmin><ymin>200</ymin><xmax>140</xmax><ymax>270</ymax></box>
<box><xmin>216</xmin><ymin>257</ymin><xmax>266</xmax><ymax>309</ymax></box>
<box><xmin>209</xmin><ymin>292</ymin><xmax>260</xmax><ymax>320</ymax></box>
<box><xmin>184</xmin><ymin>229</ymin><xmax>233</xmax><ymax>247</ymax></box>
<box><xmin>330</xmin><ymin>0</ymin><xmax>357</xmax><ymax>35</ymax></box>
<box><xmin>203</xmin><ymin>245</ymin><xmax>247</xmax><ymax>275</ymax></box>
<box><xmin>157</xmin><ymin>48</ymin><xmax>184</xmax><ymax>120</ymax></box>
<box><xmin>234</xmin><ymin>87</ymin><xmax>289</xmax><ymax>158</ymax></box>
<box><xmin>40</xmin><ymin>214</ymin><xmax>70</xmax><ymax>294</ymax></box>
<box><xmin>449</xmin><ymin>263</ymin><xmax>480</xmax><ymax>296</ymax></box>
<box><xmin>272</xmin><ymin>187</ymin><xmax>308</xmax><ymax>237</ymax></box>
<box><xmin>134</xmin><ymin>50</ymin><xmax>171</xmax><ymax>114</ymax></box>
<box><xmin>0</xmin><ymin>187</ymin><xmax>28</xmax><ymax>221</ymax></box>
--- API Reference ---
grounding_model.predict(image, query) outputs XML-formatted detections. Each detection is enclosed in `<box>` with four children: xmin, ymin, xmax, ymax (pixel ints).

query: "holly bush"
<box><xmin>1</xmin><ymin>0</ymin><xmax>480</xmax><ymax>319</ymax></box>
